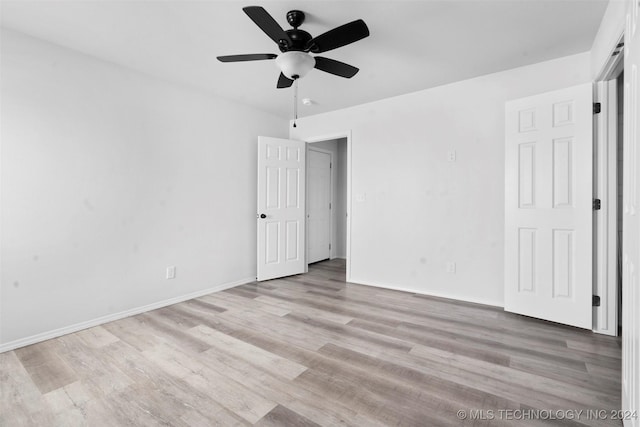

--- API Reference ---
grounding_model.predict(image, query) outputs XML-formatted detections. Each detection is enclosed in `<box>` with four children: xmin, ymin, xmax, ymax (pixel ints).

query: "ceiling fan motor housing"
<box><xmin>281</xmin><ymin>29</ymin><xmax>313</xmax><ymax>52</ymax></box>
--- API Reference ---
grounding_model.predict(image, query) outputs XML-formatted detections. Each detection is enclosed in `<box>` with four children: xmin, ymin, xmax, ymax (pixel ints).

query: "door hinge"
<box><xmin>592</xmin><ymin>295</ymin><xmax>601</xmax><ymax>307</ymax></box>
<box><xmin>593</xmin><ymin>199</ymin><xmax>601</xmax><ymax>210</ymax></box>
<box><xmin>329</xmin><ymin>243</ymin><xmax>331</xmax><ymax>250</ymax></box>
<box><xmin>593</xmin><ymin>102</ymin><xmax>601</xmax><ymax>114</ymax></box>
<box><xmin>330</xmin><ymin>162</ymin><xmax>332</xmax><ymax>169</ymax></box>
<box><xmin>329</xmin><ymin>202</ymin><xmax>332</xmax><ymax>209</ymax></box>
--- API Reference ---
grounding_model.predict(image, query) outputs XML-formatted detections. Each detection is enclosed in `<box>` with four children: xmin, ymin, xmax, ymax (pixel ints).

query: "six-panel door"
<box><xmin>504</xmin><ymin>83</ymin><xmax>593</xmax><ymax>329</ymax></box>
<box><xmin>257</xmin><ymin>136</ymin><xmax>306</xmax><ymax>281</ymax></box>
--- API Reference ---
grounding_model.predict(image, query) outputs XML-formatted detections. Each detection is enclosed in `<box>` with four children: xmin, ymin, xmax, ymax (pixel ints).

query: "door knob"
<box><xmin>259</xmin><ymin>213</ymin><xmax>267</xmax><ymax>219</ymax></box>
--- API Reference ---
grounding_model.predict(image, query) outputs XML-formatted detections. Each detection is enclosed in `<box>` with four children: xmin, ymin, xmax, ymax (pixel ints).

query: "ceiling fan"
<box><xmin>217</xmin><ymin>6</ymin><xmax>369</xmax><ymax>88</ymax></box>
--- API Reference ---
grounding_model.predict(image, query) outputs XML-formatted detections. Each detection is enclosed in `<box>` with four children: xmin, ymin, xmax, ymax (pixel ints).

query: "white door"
<box><xmin>307</xmin><ymin>148</ymin><xmax>332</xmax><ymax>264</ymax></box>
<box><xmin>257</xmin><ymin>136</ymin><xmax>306</xmax><ymax>281</ymax></box>
<box><xmin>504</xmin><ymin>83</ymin><xmax>593</xmax><ymax>329</ymax></box>
<box><xmin>622</xmin><ymin>0</ymin><xmax>640</xmax><ymax>422</ymax></box>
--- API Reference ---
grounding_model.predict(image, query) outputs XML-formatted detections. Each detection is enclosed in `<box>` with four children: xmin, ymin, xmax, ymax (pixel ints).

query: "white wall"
<box><xmin>292</xmin><ymin>53</ymin><xmax>591</xmax><ymax>306</ymax></box>
<box><xmin>307</xmin><ymin>138</ymin><xmax>348</xmax><ymax>259</ymax></box>
<box><xmin>0</xmin><ymin>29</ymin><xmax>287</xmax><ymax>349</ymax></box>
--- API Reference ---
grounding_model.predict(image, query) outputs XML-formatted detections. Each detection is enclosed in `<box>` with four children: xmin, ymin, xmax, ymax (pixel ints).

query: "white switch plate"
<box><xmin>446</xmin><ymin>262</ymin><xmax>456</xmax><ymax>273</ymax></box>
<box><xmin>447</xmin><ymin>150</ymin><xmax>456</xmax><ymax>162</ymax></box>
<box><xmin>166</xmin><ymin>266</ymin><xmax>176</xmax><ymax>279</ymax></box>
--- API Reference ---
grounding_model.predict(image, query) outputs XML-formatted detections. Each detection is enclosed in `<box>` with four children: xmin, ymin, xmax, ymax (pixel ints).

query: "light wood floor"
<box><xmin>1</xmin><ymin>259</ymin><xmax>622</xmax><ymax>426</ymax></box>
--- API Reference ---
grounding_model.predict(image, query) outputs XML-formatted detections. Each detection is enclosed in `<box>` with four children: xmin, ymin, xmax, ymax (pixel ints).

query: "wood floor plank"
<box><xmin>101</xmin><ymin>315</ymin><xmax>167</xmax><ymax>352</ymax></box>
<box><xmin>52</xmin><ymin>333</ymin><xmax>134</xmax><ymax>397</ymax></box>
<box><xmin>14</xmin><ymin>342</ymin><xmax>78</xmax><ymax>394</ymax></box>
<box><xmin>0</xmin><ymin>351</ymin><xmax>46</xmax><ymax>420</ymax></box>
<box><xmin>138</xmin><ymin>311</ymin><xmax>210</xmax><ymax>353</ymax></box>
<box><xmin>254</xmin><ymin>294</ymin><xmax>355</xmax><ymax>324</ymax></box>
<box><xmin>74</xmin><ymin>325</ymin><xmax>120</xmax><ymax>349</ymax></box>
<box><xmin>100</xmin><ymin>340</ymin><xmax>249</xmax><ymax>425</ymax></box>
<box><xmin>195</xmin><ymin>338</ymin><xmax>379</xmax><ymax>427</ymax></box>
<box><xmin>204</xmin><ymin>291</ymin><xmax>292</xmax><ymax>317</ymax></box>
<box><xmin>397</xmin><ymin>321</ymin><xmax>592</xmax><ymax>370</ymax></box>
<box><xmin>284</xmin><ymin>312</ymin><xmax>414</xmax><ymax>353</ymax></box>
<box><xmin>183</xmin><ymin>365</ymin><xmax>277</xmax><ymax>424</ymax></box>
<box><xmin>349</xmin><ymin>317</ymin><xmax>512</xmax><ymax>366</ymax></box>
<box><xmin>318</xmin><ymin>342</ymin><xmax>519</xmax><ymax>409</ymax></box>
<box><xmin>0</xmin><ymin>258</ymin><xmax>622</xmax><ymax>426</ymax></box>
<box><xmin>508</xmin><ymin>356</ymin><xmax>620</xmax><ymax>394</ymax></box>
<box><xmin>217</xmin><ymin>308</ymin><xmax>330</xmax><ymax>352</ymax></box>
<box><xmin>293</xmin><ymin>367</ymin><xmax>457</xmax><ymax>427</ymax></box>
<box><xmin>187</xmin><ymin>325</ymin><xmax>308</xmax><ymax>380</ymax></box>
<box><xmin>254</xmin><ymin>404</ymin><xmax>321</xmax><ymax>427</ymax></box>
<box><xmin>255</xmin><ymin>288</ymin><xmax>404</xmax><ymax>328</ymax></box>
<box><xmin>409</xmin><ymin>344</ymin><xmax>619</xmax><ymax>409</ymax></box>
<box><xmin>184</xmin><ymin>298</ymin><xmax>228</xmax><ymax>314</ymax></box>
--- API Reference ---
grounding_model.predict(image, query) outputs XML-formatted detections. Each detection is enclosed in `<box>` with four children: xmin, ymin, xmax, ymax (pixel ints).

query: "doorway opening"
<box><xmin>306</xmin><ymin>136</ymin><xmax>349</xmax><ymax>280</ymax></box>
<box><xmin>593</xmin><ymin>36</ymin><xmax>624</xmax><ymax>336</ymax></box>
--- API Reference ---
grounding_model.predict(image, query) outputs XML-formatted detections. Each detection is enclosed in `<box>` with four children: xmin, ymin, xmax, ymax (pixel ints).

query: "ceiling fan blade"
<box><xmin>306</xmin><ymin>19</ymin><xmax>369</xmax><ymax>53</ymax></box>
<box><xmin>217</xmin><ymin>54</ymin><xmax>277</xmax><ymax>62</ymax></box>
<box><xmin>243</xmin><ymin>6</ymin><xmax>292</xmax><ymax>48</ymax></box>
<box><xmin>313</xmin><ymin>56</ymin><xmax>359</xmax><ymax>78</ymax></box>
<box><xmin>277</xmin><ymin>73</ymin><xmax>294</xmax><ymax>88</ymax></box>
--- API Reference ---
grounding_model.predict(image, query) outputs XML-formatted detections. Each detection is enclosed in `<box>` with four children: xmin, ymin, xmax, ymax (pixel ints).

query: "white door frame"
<box><xmin>306</xmin><ymin>146</ymin><xmax>333</xmax><ymax>264</ymax></box>
<box><xmin>304</xmin><ymin>131</ymin><xmax>352</xmax><ymax>282</ymax></box>
<box><xmin>593</xmin><ymin>34</ymin><xmax>624</xmax><ymax>336</ymax></box>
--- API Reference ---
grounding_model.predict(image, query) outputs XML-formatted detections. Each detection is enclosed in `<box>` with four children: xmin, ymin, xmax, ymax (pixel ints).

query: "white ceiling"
<box><xmin>1</xmin><ymin>0</ymin><xmax>608</xmax><ymax>119</ymax></box>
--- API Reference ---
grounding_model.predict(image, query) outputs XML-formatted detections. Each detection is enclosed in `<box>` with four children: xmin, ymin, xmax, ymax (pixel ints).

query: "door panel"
<box><xmin>552</xmin><ymin>137</ymin><xmax>573</xmax><ymax>207</ymax></box>
<box><xmin>518</xmin><ymin>143</ymin><xmax>536</xmax><ymax>208</ymax></box>
<box><xmin>505</xmin><ymin>83</ymin><xmax>592</xmax><ymax>329</ymax></box>
<box><xmin>257</xmin><ymin>136</ymin><xmax>306</xmax><ymax>281</ymax></box>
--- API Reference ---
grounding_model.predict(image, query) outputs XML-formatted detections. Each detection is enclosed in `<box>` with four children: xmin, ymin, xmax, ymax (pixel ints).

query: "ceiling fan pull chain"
<box><xmin>293</xmin><ymin>79</ymin><xmax>298</xmax><ymax>128</ymax></box>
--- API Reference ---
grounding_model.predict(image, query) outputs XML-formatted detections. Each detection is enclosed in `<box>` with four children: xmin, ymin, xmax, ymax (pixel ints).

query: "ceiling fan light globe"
<box><xmin>275</xmin><ymin>51</ymin><xmax>315</xmax><ymax>80</ymax></box>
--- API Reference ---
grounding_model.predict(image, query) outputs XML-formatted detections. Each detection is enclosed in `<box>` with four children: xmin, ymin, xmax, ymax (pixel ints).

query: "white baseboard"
<box><xmin>347</xmin><ymin>277</ymin><xmax>504</xmax><ymax>308</ymax></box>
<box><xmin>0</xmin><ymin>276</ymin><xmax>254</xmax><ymax>354</ymax></box>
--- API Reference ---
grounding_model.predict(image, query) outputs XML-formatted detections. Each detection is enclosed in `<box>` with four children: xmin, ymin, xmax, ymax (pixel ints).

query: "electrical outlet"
<box><xmin>166</xmin><ymin>266</ymin><xmax>176</xmax><ymax>279</ymax></box>
<box><xmin>447</xmin><ymin>150</ymin><xmax>456</xmax><ymax>162</ymax></box>
<box><xmin>446</xmin><ymin>262</ymin><xmax>456</xmax><ymax>273</ymax></box>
